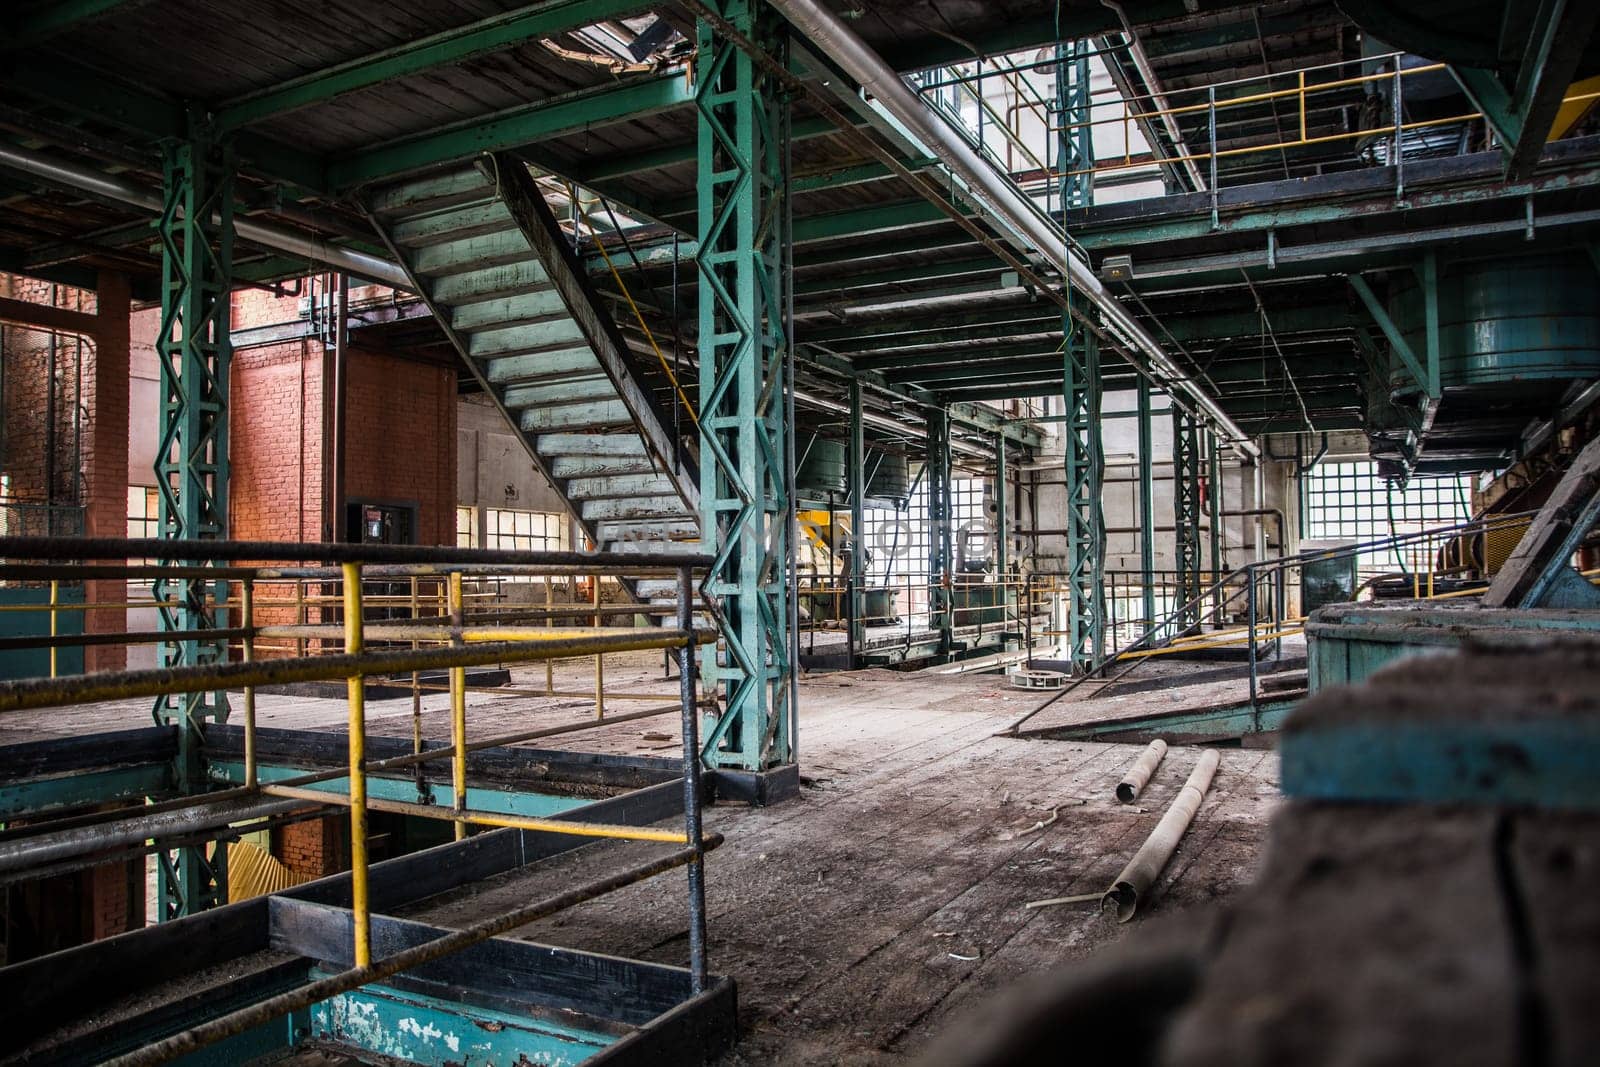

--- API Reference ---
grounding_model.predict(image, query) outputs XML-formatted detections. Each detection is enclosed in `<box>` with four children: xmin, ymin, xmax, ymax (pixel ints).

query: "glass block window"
<box><xmin>1303</xmin><ymin>461</ymin><xmax>1471</xmax><ymax>571</ymax></box>
<box><xmin>482</xmin><ymin>508</ymin><xmax>567</xmax><ymax>553</ymax></box>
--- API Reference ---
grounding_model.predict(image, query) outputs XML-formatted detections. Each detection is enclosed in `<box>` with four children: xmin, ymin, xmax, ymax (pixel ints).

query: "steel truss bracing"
<box><xmin>1172</xmin><ymin>406</ymin><xmax>1204</xmax><ymax>635</ymax></box>
<box><xmin>152</xmin><ymin>132</ymin><xmax>235</xmax><ymax>918</ymax></box>
<box><xmin>694</xmin><ymin>0</ymin><xmax>791</xmax><ymax>770</ymax></box>
<box><xmin>1054</xmin><ymin>38</ymin><xmax>1094</xmax><ymax>213</ymax></box>
<box><xmin>1061</xmin><ymin>323</ymin><xmax>1105</xmax><ymax>670</ymax></box>
<box><xmin>925</xmin><ymin>408</ymin><xmax>954</xmax><ymax>655</ymax></box>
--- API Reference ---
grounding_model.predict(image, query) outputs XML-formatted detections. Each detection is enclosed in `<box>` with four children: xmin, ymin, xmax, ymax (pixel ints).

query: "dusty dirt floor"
<box><xmin>8</xmin><ymin>652</ymin><xmax>1280</xmax><ymax>1063</ymax></box>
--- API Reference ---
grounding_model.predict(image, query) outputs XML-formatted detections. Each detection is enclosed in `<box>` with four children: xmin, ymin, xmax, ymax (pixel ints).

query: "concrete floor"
<box><xmin>7</xmin><ymin>653</ymin><xmax>1280</xmax><ymax>1062</ymax></box>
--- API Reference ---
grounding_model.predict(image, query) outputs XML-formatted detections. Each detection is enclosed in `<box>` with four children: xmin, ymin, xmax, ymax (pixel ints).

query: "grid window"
<box><xmin>127</xmin><ymin>486</ymin><xmax>159</xmax><ymax>539</ymax></box>
<box><xmin>1304</xmin><ymin>461</ymin><xmax>1471</xmax><ymax>571</ymax></box>
<box><xmin>482</xmin><ymin>508</ymin><xmax>567</xmax><ymax>553</ymax></box>
<box><xmin>456</xmin><ymin>505</ymin><xmax>478</xmax><ymax>549</ymax></box>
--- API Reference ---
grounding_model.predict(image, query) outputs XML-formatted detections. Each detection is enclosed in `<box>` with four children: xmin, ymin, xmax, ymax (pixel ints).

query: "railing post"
<box><xmin>449</xmin><ymin>570</ymin><xmax>468</xmax><ymax>840</ymax></box>
<box><xmin>1393</xmin><ymin>65</ymin><xmax>1405</xmax><ymax>202</ymax></box>
<box><xmin>410</xmin><ymin>575</ymin><xmax>423</xmax><ymax>787</ymax></box>
<box><xmin>242</xmin><ymin>579</ymin><xmax>256</xmax><ymax>788</ymax></box>
<box><xmin>342</xmin><ymin>561</ymin><xmax>371</xmax><ymax>969</ymax></box>
<box><xmin>1246</xmin><ymin>567</ymin><xmax>1259</xmax><ymax>731</ymax></box>
<box><xmin>592</xmin><ymin>572</ymin><xmax>605</xmax><ymax>721</ymax></box>
<box><xmin>1208</xmin><ymin>86</ymin><xmax>1219</xmax><ymax>228</ymax></box>
<box><xmin>48</xmin><ymin>578</ymin><xmax>59</xmax><ymax>679</ymax></box>
<box><xmin>677</xmin><ymin>566</ymin><xmax>707</xmax><ymax>993</ymax></box>
<box><xmin>544</xmin><ymin>575</ymin><xmax>555</xmax><ymax>694</ymax></box>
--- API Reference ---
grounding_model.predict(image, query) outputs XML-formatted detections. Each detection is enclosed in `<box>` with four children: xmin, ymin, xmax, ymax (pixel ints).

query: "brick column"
<box><xmin>83</xmin><ymin>272</ymin><xmax>131</xmax><ymax>671</ymax></box>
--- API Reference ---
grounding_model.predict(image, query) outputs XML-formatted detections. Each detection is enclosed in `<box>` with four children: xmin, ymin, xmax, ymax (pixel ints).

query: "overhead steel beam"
<box><xmin>215</xmin><ymin>0</ymin><xmax>653</xmax><ymax>131</ymax></box>
<box><xmin>1448</xmin><ymin>0</ymin><xmax>1600</xmax><ymax>179</ymax></box>
<box><xmin>2</xmin><ymin>56</ymin><xmax>327</xmax><ymax>192</ymax></box>
<box><xmin>764</xmin><ymin>0</ymin><xmax>1257</xmax><ymax>457</ymax></box>
<box><xmin>327</xmin><ymin>72</ymin><xmax>694</xmax><ymax>190</ymax></box>
<box><xmin>0</xmin><ymin>142</ymin><xmax>410</xmax><ymax>289</ymax></box>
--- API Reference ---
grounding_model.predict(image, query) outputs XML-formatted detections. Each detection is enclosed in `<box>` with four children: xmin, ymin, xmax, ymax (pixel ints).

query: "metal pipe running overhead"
<box><xmin>763</xmin><ymin>0</ymin><xmax>1258</xmax><ymax>458</ymax></box>
<box><xmin>0</xmin><ymin>142</ymin><xmax>411</xmax><ymax>290</ymax></box>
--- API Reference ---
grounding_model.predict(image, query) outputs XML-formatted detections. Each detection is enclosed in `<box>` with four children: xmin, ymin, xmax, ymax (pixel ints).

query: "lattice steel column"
<box><xmin>152</xmin><ymin>132</ymin><xmax>235</xmax><ymax>918</ymax></box>
<box><xmin>926</xmin><ymin>408</ymin><xmax>954</xmax><ymax>656</ymax></box>
<box><xmin>694</xmin><ymin>0</ymin><xmax>791</xmax><ymax>770</ymax></box>
<box><xmin>1061</xmin><ymin>325</ymin><xmax>1105</xmax><ymax>670</ymax></box>
<box><xmin>1172</xmin><ymin>406</ymin><xmax>1204</xmax><ymax>635</ymax></box>
<box><xmin>1054</xmin><ymin>39</ymin><xmax>1095</xmax><ymax>213</ymax></box>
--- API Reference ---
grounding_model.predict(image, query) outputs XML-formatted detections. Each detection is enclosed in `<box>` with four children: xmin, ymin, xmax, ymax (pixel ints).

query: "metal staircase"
<box><xmin>363</xmin><ymin>156</ymin><xmax>699</xmax><ymax>613</ymax></box>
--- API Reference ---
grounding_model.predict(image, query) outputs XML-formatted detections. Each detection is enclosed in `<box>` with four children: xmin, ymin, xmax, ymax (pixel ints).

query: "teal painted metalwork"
<box><xmin>1137</xmin><ymin>379</ymin><xmax>1156</xmax><ymax>639</ymax></box>
<box><xmin>1053</xmin><ymin>38</ymin><xmax>1094</xmax><ymax>214</ymax></box>
<box><xmin>310</xmin><ymin>983</ymin><xmax>614</xmax><ymax>1066</ymax></box>
<box><xmin>1207</xmin><ymin>429</ymin><xmax>1223</xmax><ymax>624</ymax></box>
<box><xmin>152</xmin><ymin>131</ymin><xmax>235</xmax><ymax>920</ymax></box>
<box><xmin>1282</xmin><ymin>718</ymin><xmax>1600</xmax><ymax>810</ymax></box>
<box><xmin>0</xmin><ymin>762</ymin><xmax>171</xmax><ymax>820</ymax></box>
<box><xmin>925</xmin><ymin>408</ymin><xmax>954</xmax><ymax>657</ymax></box>
<box><xmin>1172</xmin><ymin>406</ymin><xmax>1202</xmax><ymax>635</ymax></box>
<box><xmin>0</xmin><ymin>585</ymin><xmax>85</xmax><ymax>677</ymax></box>
<box><xmin>1061</xmin><ymin>322</ymin><xmax>1105</xmax><ymax>671</ymax></box>
<box><xmin>207</xmin><ymin>761</ymin><xmax>593</xmax><ymax>820</ymax></box>
<box><xmin>694</xmin><ymin>0</ymin><xmax>792</xmax><ymax>770</ymax></box>
<box><xmin>214</xmin><ymin>0</ymin><xmax>650</xmax><ymax>132</ymax></box>
<box><xmin>1388</xmin><ymin>251</ymin><xmax>1600</xmax><ymax>395</ymax></box>
<box><xmin>848</xmin><ymin>380</ymin><xmax>865</xmax><ymax>665</ymax></box>
<box><xmin>1026</xmin><ymin>697</ymin><xmax>1297</xmax><ymax>742</ymax></box>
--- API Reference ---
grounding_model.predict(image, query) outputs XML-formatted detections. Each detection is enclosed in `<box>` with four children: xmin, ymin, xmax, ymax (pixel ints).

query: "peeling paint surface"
<box><xmin>309</xmin><ymin>984</ymin><xmax>615</xmax><ymax>1066</ymax></box>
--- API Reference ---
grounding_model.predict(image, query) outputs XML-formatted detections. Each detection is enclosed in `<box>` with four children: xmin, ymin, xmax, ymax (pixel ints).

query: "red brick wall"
<box><xmin>343</xmin><ymin>348</ymin><xmax>458</xmax><ymax>546</ymax></box>
<box><xmin>273</xmin><ymin>816</ymin><xmax>346</xmax><ymax>880</ymax></box>
<box><xmin>0</xmin><ymin>274</ymin><xmax>95</xmax><ymax>511</ymax></box>
<box><xmin>229</xmin><ymin>339</ymin><xmax>325</xmax><ymax>545</ymax></box>
<box><xmin>0</xmin><ymin>273</ymin><xmax>128</xmax><ymax>671</ymax></box>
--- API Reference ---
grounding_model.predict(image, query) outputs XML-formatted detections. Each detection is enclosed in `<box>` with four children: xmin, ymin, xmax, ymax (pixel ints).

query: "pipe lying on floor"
<box><xmin>1116</xmin><ymin>739</ymin><xmax>1168</xmax><ymax>804</ymax></box>
<box><xmin>1103</xmin><ymin>748</ymin><xmax>1220</xmax><ymax>922</ymax></box>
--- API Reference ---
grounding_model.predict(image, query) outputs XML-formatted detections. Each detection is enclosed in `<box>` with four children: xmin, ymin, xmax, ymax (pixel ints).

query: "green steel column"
<box><xmin>694</xmin><ymin>0</ymin><xmax>791</xmax><ymax>769</ymax></box>
<box><xmin>1062</xmin><ymin>326</ymin><xmax>1105</xmax><ymax>671</ymax></box>
<box><xmin>1172</xmin><ymin>407</ymin><xmax>1203</xmax><ymax>635</ymax></box>
<box><xmin>1207</xmin><ymin>429</ymin><xmax>1223</xmax><ymax>625</ymax></box>
<box><xmin>1137</xmin><ymin>378</ymin><xmax>1156</xmax><ymax>638</ymax></box>
<box><xmin>1054</xmin><ymin>39</ymin><xmax>1094</xmax><ymax>213</ymax></box>
<box><xmin>1056</xmin><ymin>35</ymin><xmax>1102</xmax><ymax>670</ymax></box>
<box><xmin>926</xmin><ymin>408</ymin><xmax>954</xmax><ymax>656</ymax></box>
<box><xmin>152</xmin><ymin>131</ymin><xmax>235</xmax><ymax>919</ymax></box>
<box><xmin>995</xmin><ymin>433</ymin><xmax>1008</xmax><ymax>577</ymax></box>
<box><xmin>847</xmin><ymin>379</ymin><xmax>865</xmax><ymax>668</ymax></box>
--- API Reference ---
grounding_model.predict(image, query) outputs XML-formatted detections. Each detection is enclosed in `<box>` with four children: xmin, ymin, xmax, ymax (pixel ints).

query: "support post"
<box><xmin>926</xmin><ymin>407</ymin><xmax>954</xmax><ymax>657</ymax></box>
<box><xmin>995</xmin><ymin>432</ymin><xmax>1009</xmax><ymax>620</ymax></box>
<box><xmin>847</xmin><ymin>379</ymin><xmax>865</xmax><ymax>667</ymax></box>
<box><xmin>152</xmin><ymin>131</ymin><xmax>234</xmax><ymax>920</ymax></box>
<box><xmin>1207</xmin><ymin>430</ymin><xmax>1223</xmax><ymax>625</ymax></box>
<box><xmin>694</xmin><ymin>0</ymin><xmax>791</xmax><ymax>769</ymax></box>
<box><xmin>1137</xmin><ymin>378</ymin><xmax>1156</xmax><ymax>639</ymax></box>
<box><xmin>1172</xmin><ymin>406</ymin><xmax>1203</xmax><ymax>635</ymax></box>
<box><xmin>1062</xmin><ymin>326</ymin><xmax>1104</xmax><ymax>671</ymax></box>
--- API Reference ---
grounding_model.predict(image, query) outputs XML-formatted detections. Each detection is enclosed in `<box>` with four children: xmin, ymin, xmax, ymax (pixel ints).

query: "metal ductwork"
<box><xmin>0</xmin><ymin>142</ymin><xmax>412</xmax><ymax>290</ymax></box>
<box><xmin>764</xmin><ymin>0</ymin><xmax>1258</xmax><ymax>458</ymax></box>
